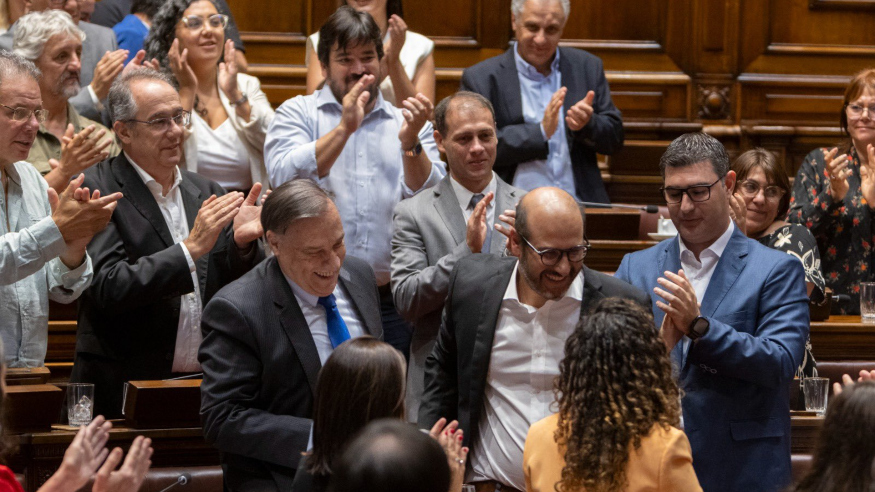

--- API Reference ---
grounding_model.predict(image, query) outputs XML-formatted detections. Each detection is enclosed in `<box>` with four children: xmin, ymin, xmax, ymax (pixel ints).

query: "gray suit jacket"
<box><xmin>1</xmin><ymin>20</ymin><xmax>117</xmax><ymax>121</ymax></box>
<box><xmin>390</xmin><ymin>175</ymin><xmax>524</xmax><ymax>419</ymax></box>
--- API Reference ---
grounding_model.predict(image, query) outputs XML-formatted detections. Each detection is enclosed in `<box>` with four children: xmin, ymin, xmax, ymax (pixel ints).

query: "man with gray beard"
<box><xmin>13</xmin><ymin>9</ymin><xmax>120</xmax><ymax>193</ymax></box>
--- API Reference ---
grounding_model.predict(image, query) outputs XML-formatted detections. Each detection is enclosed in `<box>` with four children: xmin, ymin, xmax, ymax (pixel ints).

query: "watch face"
<box><xmin>692</xmin><ymin>317</ymin><xmax>709</xmax><ymax>334</ymax></box>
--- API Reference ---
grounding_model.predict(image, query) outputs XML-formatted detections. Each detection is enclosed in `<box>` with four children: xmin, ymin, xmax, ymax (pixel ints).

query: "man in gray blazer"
<box><xmin>200</xmin><ymin>179</ymin><xmax>383</xmax><ymax>492</ymax></box>
<box><xmin>1</xmin><ymin>1</ymin><xmax>119</xmax><ymax>122</ymax></box>
<box><xmin>391</xmin><ymin>91</ymin><xmax>524</xmax><ymax>419</ymax></box>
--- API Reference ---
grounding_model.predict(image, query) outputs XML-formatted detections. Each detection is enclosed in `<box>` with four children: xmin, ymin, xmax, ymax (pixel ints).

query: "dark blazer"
<box><xmin>418</xmin><ymin>255</ymin><xmax>649</xmax><ymax>448</ymax></box>
<box><xmin>460</xmin><ymin>47</ymin><xmax>623</xmax><ymax>203</ymax></box>
<box><xmin>199</xmin><ymin>256</ymin><xmax>383</xmax><ymax>492</ymax></box>
<box><xmin>615</xmin><ymin>227</ymin><xmax>810</xmax><ymax>492</ymax></box>
<box><xmin>71</xmin><ymin>153</ymin><xmax>262</xmax><ymax>418</ymax></box>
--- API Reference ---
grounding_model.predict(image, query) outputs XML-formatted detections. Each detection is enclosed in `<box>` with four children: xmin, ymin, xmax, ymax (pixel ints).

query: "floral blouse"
<box><xmin>788</xmin><ymin>146</ymin><xmax>874</xmax><ymax>314</ymax></box>
<box><xmin>756</xmin><ymin>224</ymin><xmax>826</xmax><ymax>303</ymax></box>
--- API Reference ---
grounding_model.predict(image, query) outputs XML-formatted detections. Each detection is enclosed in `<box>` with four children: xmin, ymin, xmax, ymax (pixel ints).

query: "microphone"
<box><xmin>157</xmin><ymin>473</ymin><xmax>191</xmax><ymax>492</ymax></box>
<box><xmin>580</xmin><ymin>201</ymin><xmax>660</xmax><ymax>214</ymax></box>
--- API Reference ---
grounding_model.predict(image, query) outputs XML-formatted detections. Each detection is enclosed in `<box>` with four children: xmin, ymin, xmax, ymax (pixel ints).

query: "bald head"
<box><xmin>515</xmin><ymin>187</ymin><xmax>585</xmax><ymax>242</ymax></box>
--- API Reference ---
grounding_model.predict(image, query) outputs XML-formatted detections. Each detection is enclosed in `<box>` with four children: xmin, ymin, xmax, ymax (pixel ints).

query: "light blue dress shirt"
<box><xmin>0</xmin><ymin>161</ymin><xmax>92</xmax><ymax>367</ymax></box>
<box><xmin>512</xmin><ymin>43</ymin><xmax>575</xmax><ymax>195</ymax></box>
<box><xmin>264</xmin><ymin>87</ymin><xmax>445</xmax><ymax>285</ymax></box>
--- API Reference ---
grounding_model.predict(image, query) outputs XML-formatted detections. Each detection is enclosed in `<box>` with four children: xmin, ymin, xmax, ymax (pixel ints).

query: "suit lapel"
<box><xmin>579</xmin><ymin>267</ymin><xmax>606</xmax><ymax>316</ymax></box>
<box><xmin>433</xmin><ymin>177</ymin><xmax>467</xmax><ymax>246</ymax></box>
<box><xmin>558</xmin><ymin>48</ymin><xmax>584</xmax><ymax>115</ymax></box>
<box><xmin>498</xmin><ymin>49</ymin><xmax>524</xmax><ymax>124</ymax></box>
<box><xmin>338</xmin><ymin>267</ymin><xmax>383</xmax><ymax>339</ymax></box>
<box><xmin>270</xmin><ymin>259</ymin><xmax>322</xmax><ymax>394</ymax></box>
<box><xmin>111</xmin><ymin>155</ymin><xmax>175</xmax><ymax>247</ymax></box>
<box><xmin>700</xmin><ymin>227</ymin><xmax>749</xmax><ymax>318</ymax></box>
<box><xmin>489</xmin><ymin>180</ymin><xmax>521</xmax><ymax>254</ymax></box>
<box><xmin>655</xmin><ymin>237</ymin><xmax>682</xmax><ymax>325</ymax></box>
<box><xmin>179</xmin><ymin>176</ymin><xmax>208</xmax><ymax>293</ymax></box>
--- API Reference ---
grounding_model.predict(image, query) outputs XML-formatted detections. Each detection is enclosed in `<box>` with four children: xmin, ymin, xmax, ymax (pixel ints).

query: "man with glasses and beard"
<box><xmin>615</xmin><ymin>133</ymin><xmax>810</xmax><ymax>492</ymax></box>
<box><xmin>418</xmin><ymin>186</ymin><xmax>648</xmax><ymax>492</ymax></box>
<box><xmin>265</xmin><ymin>5</ymin><xmax>445</xmax><ymax>359</ymax></box>
<box><xmin>13</xmin><ymin>10</ymin><xmax>120</xmax><ymax>193</ymax></box>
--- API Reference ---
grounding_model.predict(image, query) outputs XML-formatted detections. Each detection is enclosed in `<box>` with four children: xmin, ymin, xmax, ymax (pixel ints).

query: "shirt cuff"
<box><xmin>58</xmin><ymin>252</ymin><xmax>92</xmax><ymax>284</ymax></box>
<box><xmin>539</xmin><ymin>122</ymin><xmax>548</xmax><ymax>141</ymax></box>
<box><xmin>401</xmin><ymin>162</ymin><xmax>443</xmax><ymax>198</ymax></box>
<box><xmin>87</xmin><ymin>85</ymin><xmax>105</xmax><ymax>111</ymax></box>
<box><xmin>33</xmin><ymin>216</ymin><xmax>67</xmax><ymax>261</ymax></box>
<box><xmin>179</xmin><ymin>242</ymin><xmax>197</xmax><ymax>273</ymax></box>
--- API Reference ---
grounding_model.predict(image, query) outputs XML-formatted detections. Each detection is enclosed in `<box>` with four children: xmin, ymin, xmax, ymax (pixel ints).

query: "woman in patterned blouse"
<box><xmin>788</xmin><ymin>68</ymin><xmax>875</xmax><ymax>315</ymax></box>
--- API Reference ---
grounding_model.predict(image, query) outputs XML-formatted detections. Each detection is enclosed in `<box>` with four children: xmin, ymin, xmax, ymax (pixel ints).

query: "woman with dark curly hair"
<box><xmin>792</xmin><ymin>380</ymin><xmax>875</xmax><ymax>492</ymax></box>
<box><xmin>143</xmin><ymin>0</ymin><xmax>274</xmax><ymax>192</ymax></box>
<box><xmin>523</xmin><ymin>298</ymin><xmax>701</xmax><ymax>492</ymax></box>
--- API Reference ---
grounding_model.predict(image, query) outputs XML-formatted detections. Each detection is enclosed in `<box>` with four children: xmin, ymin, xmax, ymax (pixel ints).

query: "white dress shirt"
<box><xmin>470</xmin><ymin>262</ymin><xmax>584</xmax><ymax>490</ymax></box>
<box><xmin>264</xmin><ymin>87</ymin><xmax>445</xmax><ymax>285</ymax></box>
<box><xmin>677</xmin><ymin>221</ymin><xmax>735</xmax><ymax>362</ymax></box>
<box><xmin>128</xmin><ymin>155</ymin><xmax>202</xmax><ymax>373</ymax></box>
<box><xmin>284</xmin><ymin>276</ymin><xmax>366</xmax><ymax>365</ymax></box>
<box><xmin>449</xmin><ymin>172</ymin><xmax>497</xmax><ymax>252</ymax></box>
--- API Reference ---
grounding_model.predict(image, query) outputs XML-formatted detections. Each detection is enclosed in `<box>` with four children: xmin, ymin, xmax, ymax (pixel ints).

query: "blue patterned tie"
<box><xmin>317</xmin><ymin>294</ymin><xmax>351</xmax><ymax>348</ymax></box>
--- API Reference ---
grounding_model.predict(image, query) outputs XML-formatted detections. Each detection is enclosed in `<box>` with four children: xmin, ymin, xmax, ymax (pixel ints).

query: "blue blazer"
<box><xmin>615</xmin><ymin>226</ymin><xmax>809</xmax><ymax>492</ymax></box>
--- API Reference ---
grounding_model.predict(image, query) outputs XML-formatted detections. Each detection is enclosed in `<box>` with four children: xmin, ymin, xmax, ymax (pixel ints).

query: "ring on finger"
<box><xmin>456</xmin><ymin>459</ymin><xmax>465</xmax><ymax>464</ymax></box>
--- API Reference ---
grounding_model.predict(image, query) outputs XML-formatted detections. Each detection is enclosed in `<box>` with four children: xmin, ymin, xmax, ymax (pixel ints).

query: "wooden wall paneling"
<box><xmin>737</xmin><ymin>73</ymin><xmax>849</xmax><ymax>125</ymax></box>
<box><xmin>606</xmin><ymin>73</ymin><xmax>692</xmax><ymax>121</ymax></box>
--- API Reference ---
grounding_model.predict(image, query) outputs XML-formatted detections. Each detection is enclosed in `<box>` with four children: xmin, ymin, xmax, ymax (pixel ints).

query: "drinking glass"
<box><xmin>802</xmin><ymin>377</ymin><xmax>829</xmax><ymax>416</ymax></box>
<box><xmin>67</xmin><ymin>383</ymin><xmax>95</xmax><ymax>426</ymax></box>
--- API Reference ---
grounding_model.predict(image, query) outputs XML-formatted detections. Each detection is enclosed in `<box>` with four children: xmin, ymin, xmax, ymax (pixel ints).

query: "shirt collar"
<box><xmin>513</xmin><ymin>41</ymin><xmax>561</xmax><ymax>81</ymax></box>
<box><xmin>37</xmin><ymin>102</ymin><xmax>83</xmax><ymax>137</ymax></box>
<box><xmin>315</xmin><ymin>84</ymin><xmax>393</xmax><ymax>118</ymax></box>
<box><xmin>285</xmin><ymin>274</ymin><xmax>320</xmax><ymax>308</ymax></box>
<box><xmin>449</xmin><ymin>172</ymin><xmax>497</xmax><ymax>212</ymax></box>
<box><xmin>503</xmin><ymin>260</ymin><xmax>585</xmax><ymax>304</ymax></box>
<box><xmin>2</xmin><ymin>161</ymin><xmax>23</xmax><ymax>186</ymax></box>
<box><xmin>678</xmin><ymin>220</ymin><xmax>735</xmax><ymax>261</ymax></box>
<box><xmin>126</xmin><ymin>151</ymin><xmax>182</xmax><ymax>200</ymax></box>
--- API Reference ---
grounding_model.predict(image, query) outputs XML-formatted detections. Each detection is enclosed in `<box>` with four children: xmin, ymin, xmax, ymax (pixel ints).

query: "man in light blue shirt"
<box><xmin>265</xmin><ymin>6</ymin><xmax>445</xmax><ymax>357</ymax></box>
<box><xmin>0</xmin><ymin>51</ymin><xmax>122</xmax><ymax>367</ymax></box>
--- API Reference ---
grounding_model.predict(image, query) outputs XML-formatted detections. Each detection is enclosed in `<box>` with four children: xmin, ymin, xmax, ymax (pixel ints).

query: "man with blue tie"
<box><xmin>199</xmin><ymin>179</ymin><xmax>383</xmax><ymax>492</ymax></box>
<box><xmin>614</xmin><ymin>133</ymin><xmax>810</xmax><ymax>492</ymax></box>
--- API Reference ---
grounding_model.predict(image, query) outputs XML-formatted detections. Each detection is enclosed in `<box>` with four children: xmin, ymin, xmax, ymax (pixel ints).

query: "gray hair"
<box><xmin>511</xmin><ymin>0</ymin><xmax>570</xmax><ymax>19</ymax></box>
<box><xmin>659</xmin><ymin>132</ymin><xmax>730</xmax><ymax>178</ymax></box>
<box><xmin>13</xmin><ymin>10</ymin><xmax>85</xmax><ymax>61</ymax></box>
<box><xmin>107</xmin><ymin>68</ymin><xmax>175</xmax><ymax>123</ymax></box>
<box><xmin>0</xmin><ymin>50</ymin><xmax>41</xmax><ymax>87</ymax></box>
<box><xmin>433</xmin><ymin>91</ymin><xmax>495</xmax><ymax>136</ymax></box>
<box><xmin>262</xmin><ymin>179</ymin><xmax>334</xmax><ymax>235</ymax></box>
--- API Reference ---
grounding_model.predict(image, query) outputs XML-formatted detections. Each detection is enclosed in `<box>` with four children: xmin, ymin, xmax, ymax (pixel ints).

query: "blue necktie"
<box><xmin>317</xmin><ymin>294</ymin><xmax>351</xmax><ymax>348</ymax></box>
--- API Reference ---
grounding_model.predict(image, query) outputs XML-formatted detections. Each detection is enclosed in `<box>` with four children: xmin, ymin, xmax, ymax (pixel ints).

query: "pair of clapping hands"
<box><xmin>463</xmin><ymin>192</ymin><xmax>517</xmax><ymax>254</ymax></box>
<box><xmin>428</xmin><ymin>418</ymin><xmax>468</xmax><ymax>492</ymax></box>
<box><xmin>183</xmin><ymin>183</ymin><xmax>271</xmax><ymax>261</ymax></box>
<box><xmin>37</xmin><ymin>416</ymin><xmax>152</xmax><ymax>492</ymax></box>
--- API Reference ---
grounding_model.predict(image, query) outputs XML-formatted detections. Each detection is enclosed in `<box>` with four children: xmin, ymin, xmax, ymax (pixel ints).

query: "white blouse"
<box><xmin>192</xmin><ymin>112</ymin><xmax>253</xmax><ymax>191</ymax></box>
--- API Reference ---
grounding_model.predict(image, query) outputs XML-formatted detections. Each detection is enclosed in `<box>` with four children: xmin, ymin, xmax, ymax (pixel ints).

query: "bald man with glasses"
<box><xmin>419</xmin><ymin>187</ymin><xmax>648</xmax><ymax>492</ymax></box>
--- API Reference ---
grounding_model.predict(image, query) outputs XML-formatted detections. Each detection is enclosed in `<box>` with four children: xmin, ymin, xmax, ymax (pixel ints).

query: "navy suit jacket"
<box><xmin>460</xmin><ymin>46</ymin><xmax>623</xmax><ymax>203</ymax></box>
<box><xmin>615</xmin><ymin>226</ymin><xmax>810</xmax><ymax>492</ymax></box>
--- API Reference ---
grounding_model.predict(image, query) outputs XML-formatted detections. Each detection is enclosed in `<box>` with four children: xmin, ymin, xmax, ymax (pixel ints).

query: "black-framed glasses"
<box><xmin>0</xmin><ymin>103</ymin><xmax>47</xmax><ymax>124</ymax></box>
<box><xmin>519</xmin><ymin>235</ymin><xmax>589</xmax><ymax>266</ymax></box>
<box><xmin>846</xmin><ymin>103</ymin><xmax>875</xmax><ymax>120</ymax></box>
<box><xmin>124</xmin><ymin>110</ymin><xmax>190</xmax><ymax>132</ymax></box>
<box><xmin>660</xmin><ymin>177</ymin><xmax>723</xmax><ymax>204</ymax></box>
<box><xmin>738</xmin><ymin>180</ymin><xmax>786</xmax><ymax>201</ymax></box>
<box><xmin>180</xmin><ymin>14</ymin><xmax>229</xmax><ymax>31</ymax></box>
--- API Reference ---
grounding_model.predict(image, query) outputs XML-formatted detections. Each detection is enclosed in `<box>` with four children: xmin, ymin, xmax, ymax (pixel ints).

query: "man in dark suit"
<box><xmin>391</xmin><ymin>91</ymin><xmax>524</xmax><ymax>420</ymax></box>
<box><xmin>615</xmin><ymin>133</ymin><xmax>810</xmax><ymax>492</ymax></box>
<box><xmin>71</xmin><ymin>69</ymin><xmax>264</xmax><ymax>418</ymax></box>
<box><xmin>460</xmin><ymin>0</ymin><xmax>623</xmax><ymax>203</ymax></box>
<box><xmin>419</xmin><ymin>187</ymin><xmax>649</xmax><ymax>492</ymax></box>
<box><xmin>199</xmin><ymin>179</ymin><xmax>383</xmax><ymax>492</ymax></box>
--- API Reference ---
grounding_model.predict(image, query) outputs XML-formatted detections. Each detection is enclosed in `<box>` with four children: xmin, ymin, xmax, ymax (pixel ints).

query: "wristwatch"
<box><xmin>687</xmin><ymin>316</ymin><xmax>710</xmax><ymax>341</ymax></box>
<box><xmin>403</xmin><ymin>140</ymin><xmax>423</xmax><ymax>157</ymax></box>
<box><xmin>229</xmin><ymin>94</ymin><xmax>248</xmax><ymax>107</ymax></box>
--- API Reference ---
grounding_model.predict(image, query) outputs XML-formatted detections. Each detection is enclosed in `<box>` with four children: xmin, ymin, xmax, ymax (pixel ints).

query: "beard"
<box><xmin>326</xmin><ymin>71</ymin><xmax>380</xmax><ymax>108</ymax></box>
<box><xmin>54</xmin><ymin>71</ymin><xmax>81</xmax><ymax>100</ymax></box>
<box><xmin>518</xmin><ymin>250</ymin><xmax>580</xmax><ymax>301</ymax></box>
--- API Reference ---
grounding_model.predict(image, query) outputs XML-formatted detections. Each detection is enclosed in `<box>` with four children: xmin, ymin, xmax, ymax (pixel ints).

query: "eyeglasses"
<box><xmin>519</xmin><ymin>235</ymin><xmax>589</xmax><ymax>266</ymax></box>
<box><xmin>738</xmin><ymin>180</ymin><xmax>786</xmax><ymax>201</ymax></box>
<box><xmin>661</xmin><ymin>177</ymin><xmax>723</xmax><ymax>204</ymax></box>
<box><xmin>846</xmin><ymin>103</ymin><xmax>875</xmax><ymax>120</ymax></box>
<box><xmin>0</xmin><ymin>103</ymin><xmax>47</xmax><ymax>124</ymax></box>
<box><xmin>180</xmin><ymin>14</ymin><xmax>229</xmax><ymax>31</ymax></box>
<box><xmin>124</xmin><ymin>111</ymin><xmax>190</xmax><ymax>132</ymax></box>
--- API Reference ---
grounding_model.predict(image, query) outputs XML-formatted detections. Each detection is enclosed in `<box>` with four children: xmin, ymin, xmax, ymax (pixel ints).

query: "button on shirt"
<box><xmin>284</xmin><ymin>276</ymin><xmax>366</xmax><ymax>365</ymax></box>
<box><xmin>128</xmin><ymin>156</ymin><xmax>202</xmax><ymax>373</ymax></box>
<box><xmin>470</xmin><ymin>262</ymin><xmax>584</xmax><ymax>490</ymax></box>
<box><xmin>512</xmin><ymin>43</ymin><xmax>575</xmax><ymax>195</ymax></box>
<box><xmin>0</xmin><ymin>161</ymin><xmax>92</xmax><ymax>367</ymax></box>
<box><xmin>677</xmin><ymin>221</ymin><xmax>735</xmax><ymax>363</ymax></box>
<box><xmin>264</xmin><ymin>88</ymin><xmax>445</xmax><ymax>285</ymax></box>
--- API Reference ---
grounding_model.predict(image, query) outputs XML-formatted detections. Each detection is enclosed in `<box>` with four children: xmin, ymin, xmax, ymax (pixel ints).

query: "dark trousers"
<box><xmin>379</xmin><ymin>285</ymin><xmax>412</xmax><ymax>361</ymax></box>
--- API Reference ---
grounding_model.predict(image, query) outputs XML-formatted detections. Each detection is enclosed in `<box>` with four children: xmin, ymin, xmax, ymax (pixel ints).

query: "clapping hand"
<box><xmin>123</xmin><ymin>50</ymin><xmax>160</xmax><ymax>73</ymax></box>
<box><xmin>384</xmin><ymin>15</ymin><xmax>407</xmax><ymax>65</ymax></box>
<box><xmin>92</xmin><ymin>50</ymin><xmax>129</xmax><ymax>100</ymax></box>
<box><xmin>566</xmin><ymin>91</ymin><xmax>595</xmax><ymax>132</ymax></box>
<box><xmin>54</xmin><ymin>416</ymin><xmax>113</xmax><ymax>491</ymax></box>
<box><xmin>542</xmin><ymin>87</ymin><xmax>567</xmax><ymax>139</ymax></box>
<box><xmin>833</xmin><ymin>370</ymin><xmax>875</xmax><ymax>395</ymax></box>
<box><xmin>54</xmin><ymin>124</ymin><xmax>112</xmax><ymax>182</ymax></box>
<box><xmin>168</xmin><ymin>38</ymin><xmax>198</xmax><ymax>96</ymax></box>
<box><xmin>398</xmin><ymin>93</ymin><xmax>433</xmax><ymax>149</ymax></box>
<box><xmin>728</xmin><ymin>192</ymin><xmax>747</xmax><ymax>235</ymax></box>
<box><xmin>429</xmin><ymin>418</ymin><xmax>468</xmax><ymax>492</ymax></box>
<box><xmin>184</xmin><ymin>192</ymin><xmax>244</xmax><ymax>261</ymax></box>
<box><xmin>233</xmin><ymin>183</ymin><xmax>270</xmax><ymax>248</ymax></box>
<box><xmin>92</xmin><ymin>436</ymin><xmax>153</xmax><ymax>492</ymax></box>
<box><xmin>823</xmin><ymin>147</ymin><xmax>851</xmax><ymax>202</ymax></box>
<box><xmin>218</xmin><ymin>39</ymin><xmax>241</xmax><ymax>102</ymax></box>
<box><xmin>861</xmin><ymin>144</ymin><xmax>875</xmax><ymax>208</ymax></box>
<box><xmin>465</xmin><ymin>192</ymin><xmax>493</xmax><ymax>253</ymax></box>
<box><xmin>654</xmin><ymin>270</ymin><xmax>699</xmax><ymax>335</ymax></box>
<box><xmin>339</xmin><ymin>75</ymin><xmax>375</xmax><ymax>136</ymax></box>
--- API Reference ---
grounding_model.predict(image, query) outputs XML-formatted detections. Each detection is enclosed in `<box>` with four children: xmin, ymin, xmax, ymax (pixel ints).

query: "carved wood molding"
<box><xmin>697</xmin><ymin>85</ymin><xmax>731</xmax><ymax>120</ymax></box>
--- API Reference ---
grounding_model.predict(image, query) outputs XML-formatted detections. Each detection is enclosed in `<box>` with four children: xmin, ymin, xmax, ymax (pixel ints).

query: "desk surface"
<box><xmin>810</xmin><ymin>316</ymin><xmax>875</xmax><ymax>360</ymax></box>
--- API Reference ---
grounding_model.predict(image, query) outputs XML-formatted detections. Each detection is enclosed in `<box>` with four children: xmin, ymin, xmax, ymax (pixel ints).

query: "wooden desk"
<box><xmin>586</xmin><ymin>239</ymin><xmax>657</xmax><ymax>272</ymax></box>
<box><xmin>791</xmin><ymin>414</ymin><xmax>823</xmax><ymax>454</ymax></box>
<box><xmin>8</xmin><ymin>424</ymin><xmax>219</xmax><ymax>492</ymax></box>
<box><xmin>584</xmin><ymin>208</ymin><xmax>642</xmax><ymax>241</ymax></box>
<box><xmin>810</xmin><ymin>316</ymin><xmax>875</xmax><ymax>361</ymax></box>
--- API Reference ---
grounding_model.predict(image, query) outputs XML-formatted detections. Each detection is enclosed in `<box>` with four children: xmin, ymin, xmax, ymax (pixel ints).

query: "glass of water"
<box><xmin>861</xmin><ymin>283</ymin><xmax>875</xmax><ymax>324</ymax></box>
<box><xmin>803</xmin><ymin>377</ymin><xmax>829</xmax><ymax>416</ymax></box>
<box><xmin>461</xmin><ymin>486</ymin><xmax>475</xmax><ymax>492</ymax></box>
<box><xmin>66</xmin><ymin>383</ymin><xmax>95</xmax><ymax>426</ymax></box>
